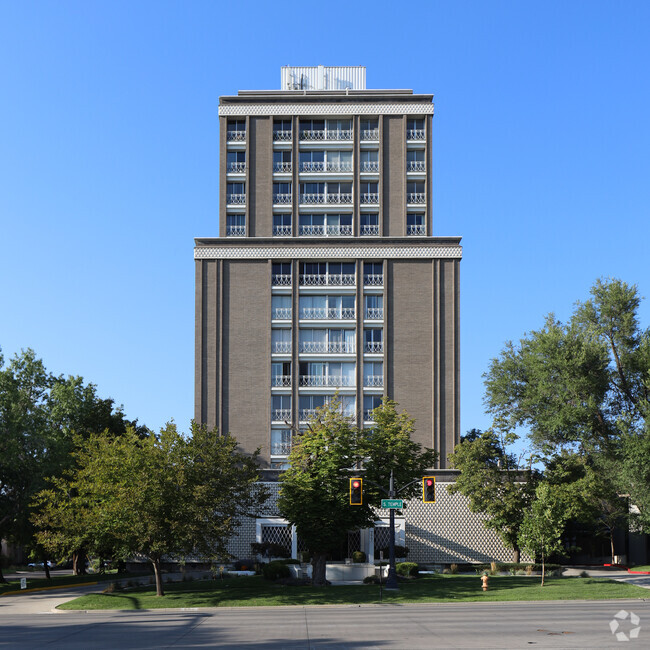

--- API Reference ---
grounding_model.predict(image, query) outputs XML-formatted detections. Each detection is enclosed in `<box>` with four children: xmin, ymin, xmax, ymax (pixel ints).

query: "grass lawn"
<box><xmin>0</xmin><ymin>571</ymin><xmax>147</xmax><ymax>596</ymax></box>
<box><xmin>58</xmin><ymin>574</ymin><xmax>649</xmax><ymax>610</ymax></box>
<box><xmin>630</xmin><ymin>565</ymin><xmax>650</xmax><ymax>572</ymax></box>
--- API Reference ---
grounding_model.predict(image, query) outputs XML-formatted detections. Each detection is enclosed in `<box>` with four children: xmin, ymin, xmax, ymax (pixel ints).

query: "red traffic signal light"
<box><xmin>350</xmin><ymin>478</ymin><xmax>363</xmax><ymax>505</ymax></box>
<box><xmin>423</xmin><ymin>477</ymin><xmax>435</xmax><ymax>503</ymax></box>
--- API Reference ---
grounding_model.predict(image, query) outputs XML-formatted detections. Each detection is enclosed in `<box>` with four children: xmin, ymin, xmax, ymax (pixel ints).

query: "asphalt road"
<box><xmin>1</xmin><ymin>599</ymin><xmax>649</xmax><ymax>649</ymax></box>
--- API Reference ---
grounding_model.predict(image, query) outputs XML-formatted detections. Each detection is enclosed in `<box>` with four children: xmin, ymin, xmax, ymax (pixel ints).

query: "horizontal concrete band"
<box><xmin>219</xmin><ymin>103</ymin><xmax>435</xmax><ymax>117</ymax></box>
<box><xmin>194</xmin><ymin>246</ymin><xmax>463</xmax><ymax>260</ymax></box>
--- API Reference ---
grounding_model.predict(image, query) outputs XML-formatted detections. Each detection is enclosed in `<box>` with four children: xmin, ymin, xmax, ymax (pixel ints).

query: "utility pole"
<box><xmin>385</xmin><ymin>469</ymin><xmax>399</xmax><ymax>590</ymax></box>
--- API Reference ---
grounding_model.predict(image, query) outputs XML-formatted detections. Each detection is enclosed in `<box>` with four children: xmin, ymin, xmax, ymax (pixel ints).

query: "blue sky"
<box><xmin>1</xmin><ymin>1</ymin><xmax>649</xmax><ymax>441</ymax></box>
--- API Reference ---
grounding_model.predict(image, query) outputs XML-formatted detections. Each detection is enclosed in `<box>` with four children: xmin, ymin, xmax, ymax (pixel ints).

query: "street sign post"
<box><xmin>381</xmin><ymin>498</ymin><xmax>403</xmax><ymax>509</ymax></box>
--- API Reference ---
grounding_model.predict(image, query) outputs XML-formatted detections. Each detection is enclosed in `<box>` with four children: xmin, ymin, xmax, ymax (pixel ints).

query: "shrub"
<box><xmin>251</xmin><ymin>542</ymin><xmax>290</xmax><ymax>558</ymax></box>
<box><xmin>525</xmin><ymin>565</ymin><xmax>534</xmax><ymax>576</ymax></box>
<box><xmin>515</xmin><ymin>569</ymin><xmax>527</xmax><ymax>576</ymax></box>
<box><xmin>352</xmin><ymin>551</ymin><xmax>367</xmax><ymax>563</ymax></box>
<box><xmin>396</xmin><ymin>562</ymin><xmax>419</xmax><ymax>577</ymax></box>
<box><xmin>261</xmin><ymin>561</ymin><xmax>291</xmax><ymax>581</ymax></box>
<box><xmin>449</xmin><ymin>563</ymin><xmax>459</xmax><ymax>574</ymax></box>
<box><xmin>279</xmin><ymin>558</ymin><xmax>300</xmax><ymax>565</ymax></box>
<box><xmin>578</xmin><ymin>570</ymin><xmax>589</xmax><ymax>578</ymax></box>
<box><xmin>233</xmin><ymin>559</ymin><xmax>254</xmax><ymax>571</ymax></box>
<box><xmin>364</xmin><ymin>575</ymin><xmax>379</xmax><ymax>584</ymax></box>
<box><xmin>103</xmin><ymin>582</ymin><xmax>122</xmax><ymax>593</ymax></box>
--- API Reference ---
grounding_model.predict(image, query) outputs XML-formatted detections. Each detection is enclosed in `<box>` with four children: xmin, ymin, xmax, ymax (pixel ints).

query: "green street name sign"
<box><xmin>381</xmin><ymin>499</ymin><xmax>403</xmax><ymax>509</ymax></box>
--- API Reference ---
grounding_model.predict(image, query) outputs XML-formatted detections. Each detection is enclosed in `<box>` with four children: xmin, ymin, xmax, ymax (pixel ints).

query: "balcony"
<box><xmin>361</xmin><ymin>128</ymin><xmax>379</xmax><ymax>141</ymax></box>
<box><xmin>407</xmin><ymin>224</ymin><xmax>426</xmax><ymax>235</ymax></box>
<box><xmin>361</xmin><ymin>161</ymin><xmax>379</xmax><ymax>172</ymax></box>
<box><xmin>298</xmin><ymin>225</ymin><xmax>352</xmax><ymax>237</ymax></box>
<box><xmin>272</xmin><ymin>341</ymin><xmax>292</xmax><ymax>354</ymax></box>
<box><xmin>300</xmin><ymin>375</ymin><xmax>355</xmax><ymax>387</ymax></box>
<box><xmin>227</xmin><ymin>194</ymin><xmax>246</xmax><ymax>205</ymax></box>
<box><xmin>299</xmin><ymin>193</ymin><xmax>353</xmax><ymax>205</ymax></box>
<box><xmin>300</xmin><ymin>161</ymin><xmax>353</xmax><ymax>173</ymax></box>
<box><xmin>274</xmin><ymin>130</ymin><xmax>292</xmax><ymax>142</ymax></box>
<box><xmin>364</xmin><ymin>375</ymin><xmax>384</xmax><ymax>388</ymax></box>
<box><xmin>273</xmin><ymin>193</ymin><xmax>292</xmax><ymax>204</ymax></box>
<box><xmin>273</xmin><ymin>225</ymin><xmax>292</xmax><ymax>237</ymax></box>
<box><xmin>300</xmin><ymin>273</ymin><xmax>355</xmax><ymax>287</ymax></box>
<box><xmin>326</xmin><ymin>192</ymin><xmax>353</xmax><ymax>204</ymax></box>
<box><xmin>363</xmin><ymin>274</ymin><xmax>383</xmax><ymax>286</ymax></box>
<box><xmin>360</xmin><ymin>193</ymin><xmax>379</xmax><ymax>204</ymax></box>
<box><xmin>272</xmin><ymin>375</ymin><xmax>292</xmax><ymax>387</ymax></box>
<box><xmin>300</xmin><ymin>307</ymin><xmax>355</xmax><ymax>320</ymax></box>
<box><xmin>299</xmin><ymin>408</ymin><xmax>319</xmax><ymax>421</ymax></box>
<box><xmin>273</xmin><ymin>162</ymin><xmax>292</xmax><ymax>173</ymax></box>
<box><xmin>271</xmin><ymin>441</ymin><xmax>292</xmax><ymax>455</ymax></box>
<box><xmin>272</xmin><ymin>307</ymin><xmax>292</xmax><ymax>320</ymax></box>
<box><xmin>272</xmin><ymin>409</ymin><xmax>291</xmax><ymax>422</ymax></box>
<box><xmin>227</xmin><ymin>162</ymin><xmax>246</xmax><ymax>173</ymax></box>
<box><xmin>360</xmin><ymin>225</ymin><xmax>380</xmax><ymax>236</ymax></box>
<box><xmin>407</xmin><ymin>129</ymin><xmax>425</xmax><ymax>140</ymax></box>
<box><xmin>365</xmin><ymin>308</ymin><xmax>384</xmax><ymax>320</ymax></box>
<box><xmin>407</xmin><ymin>161</ymin><xmax>426</xmax><ymax>172</ymax></box>
<box><xmin>226</xmin><ymin>225</ymin><xmax>246</xmax><ymax>237</ymax></box>
<box><xmin>227</xmin><ymin>130</ymin><xmax>246</xmax><ymax>142</ymax></box>
<box><xmin>407</xmin><ymin>193</ymin><xmax>426</xmax><ymax>204</ymax></box>
<box><xmin>300</xmin><ymin>341</ymin><xmax>355</xmax><ymax>354</ymax></box>
<box><xmin>364</xmin><ymin>409</ymin><xmax>376</xmax><ymax>422</ymax></box>
<box><xmin>300</xmin><ymin>129</ymin><xmax>353</xmax><ymax>141</ymax></box>
<box><xmin>364</xmin><ymin>341</ymin><xmax>384</xmax><ymax>354</ymax></box>
<box><xmin>272</xmin><ymin>274</ymin><xmax>292</xmax><ymax>286</ymax></box>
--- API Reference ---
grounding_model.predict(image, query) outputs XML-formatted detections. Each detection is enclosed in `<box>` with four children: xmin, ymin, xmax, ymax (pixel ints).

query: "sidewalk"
<box><xmin>563</xmin><ymin>567</ymin><xmax>650</xmax><ymax>590</ymax></box>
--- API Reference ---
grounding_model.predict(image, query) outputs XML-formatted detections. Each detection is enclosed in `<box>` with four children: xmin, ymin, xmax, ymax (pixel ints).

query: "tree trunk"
<box><xmin>513</xmin><ymin>545</ymin><xmax>521</xmax><ymax>564</ymax></box>
<box><xmin>72</xmin><ymin>549</ymin><xmax>87</xmax><ymax>576</ymax></box>
<box><xmin>42</xmin><ymin>557</ymin><xmax>51</xmax><ymax>580</ymax></box>
<box><xmin>152</xmin><ymin>557</ymin><xmax>165</xmax><ymax>596</ymax></box>
<box><xmin>311</xmin><ymin>552</ymin><xmax>327</xmax><ymax>587</ymax></box>
<box><xmin>541</xmin><ymin>550</ymin><xmax>545</xmax><ymax>587</ymax></box>
<box><xmin>610</xmin><ymin>531</ymin><xmax>616</xmax><ymax>564</ymax></box>
<box><xmin>0</xmin><ymin>561</ymin><xmax>6</xmax><ymax>583</ymax></box>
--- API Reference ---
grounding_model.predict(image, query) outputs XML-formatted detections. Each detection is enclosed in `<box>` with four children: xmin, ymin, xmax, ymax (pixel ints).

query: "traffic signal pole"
<box><xmin>385</xmin><ymin>469</ymin><xmax>399</xmax><ymax>590</ymax></box>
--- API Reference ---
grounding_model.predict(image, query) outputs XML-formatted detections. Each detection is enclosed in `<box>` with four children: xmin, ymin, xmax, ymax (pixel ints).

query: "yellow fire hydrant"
<box><xmin>481</xmin><ymin>574</ymin><xmax>489</xmax><ymax>591</ymax></box>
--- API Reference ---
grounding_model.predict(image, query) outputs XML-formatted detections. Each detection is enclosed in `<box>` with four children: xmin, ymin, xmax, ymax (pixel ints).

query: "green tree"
<box><xmin>34</xmin><ymin>423</ymin><xmax>265</xmax><ymax>596</ymax></box>
<box><xmin>448</xmin><ymin>428</ymin><xmax>538</xmax><ymax>563</ymax></box>
<box><xmin>518</xmin><ymin>483</ymin><xmax>569</xmax><ymax>585</ymax></box>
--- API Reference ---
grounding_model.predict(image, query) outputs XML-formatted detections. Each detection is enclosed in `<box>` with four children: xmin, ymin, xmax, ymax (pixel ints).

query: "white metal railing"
<box><xmin>227</xmin><ymin>194</ymin><xmax>246</xmax><ymax>204</ymax></box>
<box><xmin>300</xmin><ymin>341</ymin><xmax>355</xmax><ymax>354</ymax></box>
<box><xmin>300</xmin><ymin>409</ymin><xmax>319</xmax><ymax>421</ymax></box>
<box><xmin>272</xmin><ymin>409</ymin><xmax>291</xmax><ymax>422</ymax></box>
<box><xmin>271</xmin><ymin>441</ymin><xmax>292</xmax><ymax>455</ymax></box>
<box><xmin>360</xmin><ymin>193</ymin><xmax>379</xmax><ymax>204</ymax></box>
<box><xmin>407</xmin><ymin>161</ymin><xmax>426</xmax><ymax>172</ymax></box>
<box><xmin>364</xmin><ymin>409</ymin><xmax>376</xmax><ymax>421</ymax></box>
<box><xmin>272</xmin><ymin>307</ymin><xmax>292</xmax><ymax>320</ymax></box>
<box><xmin>301</xmin><ymin>161</ymin><xmax>353</xmax><ymax>172</ymax></box>
<box><xmin>361</xmin><ymin>161</ymin><xmax>379</xmax><ymax>172</ymax></box>
<box><xmin>407</xmin><ymin>224</ymin><xmax>426</xmax><ymax>235</ymax></box>
<box><xmin>300</xmin><ymin>307</ymin><xmax>356</xmax><ymax>320</ymax></box>
<box><xmin>272</xmin><ymin>274</ymin><xmax>292</xmax><ymax>286</ymax></box>
<box><xmin>300</xmin><ymin>273</ymin><xmax>355</xmax><ymax>286</ymax></box>
<box><xmin>300</xmin><ymin>193</ymin><xmax>325</xmax><ymax>204</ymax></box>
<box><xmin>272</xmin><ymin>341</ymin><xmax>292</xmax><ymax>354</ymax></box>
<box><xmin>364</xmin><ymin>375</ymin><xmax>384</xmax><ymax>387</ymax></box>
<box><xmin>273</xmin><ymin>162</ymin><xmax>292</xmax><ymax>173</ymax></box>
<box><xmin>360</xmin><ymin>225</ymin><xmax>380</xmax><ymax>236</ymax></box>
<box><xmin>407</xmin><ymin>129</ymin><xmax>425</xmax><ymax>140</ymax></box>
<box><xmin>364</xmin><ymin>274</ymin><xmax>383</xmax><ymax>286</ymax></box>
<box><xmin>326</xmin><ymin>193</ymin><xmax>353</xmax><ymax>204</ymax></box>
<box><xmin>365</xmin><ymin>308</ymin><xmax>384</xmax><ymax>320</ymax></box>
<box><xmin>273</xmin><ymin>130</ymin><xmax>292</xmax><ymax>141</ymax></box>
<box><xmin>227</xmin><ymin>130</ymin><xmax>246</xmax><ymax>141</ymax></box>
<box><xmin>300</xmin><ymin>375</ymin><xmax>355</xmax><ymax>387</ymax></box>
<box><xmin>226</xmin><ymin>225</ymin><xmax>246</xmax><ymax>237</ymax></box>
<box><xmin>273</xmin><ymin>225</ymin><xmax>292</xmax><ymax>237</ymax></box>
<box><xmin>298</xmin><ymin>225</ymin><xmax>352</xmax><ymax>236</ymax></box>
<box><xmin>272</xmin><ymin>375</ymin><xmax>292</xmax><ymax>387</ymax></box>
<box><xmin>407</xmin><ymin>193</ymin><xmax>426</xmax><ymax>204</ymax></box>
<box><xmin>300</xmin><ymin>130</ymin><xmax>353</xmax><ymax>141</ymax></box>
<box><xmin>300</xmin><ymin>129</ymin><xmax>325</xmax><ymax>141</ymax></box>
<box><xmin>227</xmin><ymin>162</ymin><xmax>246</xmax><ymax>173</ymax></box>
<box><xmin>361</xmin><ymin>128</ymin><xmax>379</xmax><ymax>140</ymax></box>
<box><xmin>364</xmin><ymin>341</ymin><xmax>384</xmax><ymax>353</ymax></box>
<box><xmin>273</xmin><ymin>193</ymin><xmax>292</xmax><ymax>204</ymax></box>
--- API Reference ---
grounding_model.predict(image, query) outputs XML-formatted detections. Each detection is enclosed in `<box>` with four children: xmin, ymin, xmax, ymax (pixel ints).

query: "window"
<box><xmin>272</xmin><ymin>295</ymin><xmax>291</xmax><ymax>320</ymax></box>
<box><xmin>364</xmin><ymin>262</ymin><xmax>383</xmax><ymax>285</ymax></box>
<box><xmin>407</xmin><ymin>149</ymin><xmax>425</xmax><ymax>172</ymax></box>
<box><xmin>365</xmin><ymin>295</ymin><xmax>383</xmax><ymax>320</ymax></box>
<box><xmin>360</xmin><ymin>119</ymin><xmax>379</xmax><ymax>140</ymax></box>
<box><xmin>273</xmin><ymin>213</ymin><xmax>291</xmax><ymax>237</ymax></box>
<box><xmin>407</xmin><ymin>118</ymin><xmax>425</xmax><ymax>140</ymax></box>
<box><xmin>360</xmin><ymin>150</ymin><xmax>379</xmax><ymax>172</ymax></box>
<box><xmin>226</xmin><ymin>182</ymin><xmax>245</xmax><ymax>204</ymax></box>
<box><xmin>364</xmin><ymin>361</ymin><xmax>383</xmax><ymax>387</ymax></box>
<box><xmin>299</xmin><ymin>329</ymin><xmax>354</xmax><ymax>353</ymax></box>
<box><xmin>299</xmin><ymin>362</ymin><xmax>355</xmax><ymax>387</ymax></box>
<box><xmin>272</xmin><ymin>362</ymin><xmax>291</xmax><ymax>387</ymax></box>
<box><xmin>364</xmin><ymin>328</ymin><xmax>383</xmax><ymax>353</ymax></box>
<box><xmin>272</xmin><ymin>262</ymin><xmax>292</xmax><ymax>286</ymax></box>
<box><xmin>325</xmin><ymin>150</ymin><xmax>352</xmax><ymax>171</ymax></box>
<box><xmin>273</xmin><ymin>119</ymin><xmax>292</xmax><ymax>141</ymax></box>
<box><xmin>226</xmin><ymin>213</ymin><xmax>245</xmax><ymax>237</ymax></box>
<box><xmin>299</xmin><ymin>294</ymin><xmax>355</xmax><ymax>319</ymax></box>
<box><xmin>227</xmin><ymin>151</ymin><xmax>246</xmax><ymax>172</ymax></box>
<box><xmin>299</xmin><ymin>213</ymin><xmax>324</xmax><ymax>235</ymax></box>
<box><xmin>364</xmin><ymin>395</ymin><xmax>382</xmax><ymax>421</ymax></box>
<box><xmin>326</xmin><ymin>119</ymin><xmax>352</xmax><ymax>139</ymax></box>
<box><xmin>407</xmin><ymin>213</ymin><xmax>425</xmax><ymax>235</ymax></box>
<box><xmin>360</xmin><ymin>213</ymin><xmax>379</xmax><ymax>236</ymax></box>
<box><xmin>359</xmin><ymin>182</ymin><xmax>379</xmax><ymax>204</ymax></box>
<box><xmin>271</xmin><ymin>429</ymin><xmax>292</xmax><ymax>456</ymax></box>
<box><xmin>407</xmin><ymin>181</ymin><xmax>425</xmax><ymax>204</ymax></box>
<box><xmin>300</xmin><ymin>119</ymin><xmax>325</xmax><ymax>139</ymax></box>
<box><xmin>273</xmin><ymin>182</ymin><xmax>292</xmax><ymax>204</ymax></box>
<box><xmin>326</xmin><ymin>182</ymin><xmax>352</xmax><ymax>204</ymax></box>
<box><xmin>272</xmin><ymin>395</ymin><xmax>291</xmax><ymax>421</ymax></box>
<box><xmin>273</xmin><ymin>150</ymin><xmax>292</xmax><ymax>173</ymax></box>
<box><xmin>300</xmin><ymin>182</ymin><xmax>325</xmax><ymax>203</ymax></box>
<box><xmin>227</xmin><ymin>119</ymin><xmax>246</xmax><ymax>141</ymax></box>
<box><xmin>272</xmin><ymin>328</ymin><xmax>292</xmax><ymax>354</ymax></box>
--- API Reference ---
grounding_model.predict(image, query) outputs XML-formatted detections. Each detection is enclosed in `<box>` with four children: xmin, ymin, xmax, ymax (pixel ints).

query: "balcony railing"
<box><xmin>272</xmin><ymin>408</ymin><xmax>291</xmax><ymax>422</ymax></box>
<box><xmin>360</xmin><ymin>193</ymin><xmax>379</xmax><ymax>204</ymax></box>
<box><xmin>273</xmin><ymin>162</ymin><xmax>292</xmax><ymax>173</ymax></box>
<box><xmin>298</xmin><ymin>225</ymin><xmax>352</xmax><ymax>237</ymax></box>
<box><xmin>273</xmin><ymin>193</ymin><xmax>292</xmax><ymax>204</ymax></box>
<box><xmin>273</xmin><ymin>130</ymin><xmax>292</xmax><ymax>141</ymax></box>
<box><xmin>272</xmin><ymin>307</ymin><xmax>292</xmax><ymax>320</ymax></box>
<box><xmin>300</xmin><ymin>375</ymin><xmax>355</xmax><ymax>387</ymax></box>
<box><xmin>272</xmin><ymin>274</ymin><xmax>292</xmax><ymax>286</ymax></box>
<box><xmin>300</xmin><ymin>129</ymin><xmax>353</xmax><ymax>141</ymax></box>
<box><xmin>272</xmin><ymin>341</ymin><xmax>292</xmax><ymax>354</ymax></box>
<box><xmin>407</xmin><ymin>161</ymin><xmax>426</xmax><ymax>172</ymax></box>
<box><xmin>364</xmin><ymin>409</ymin><xmax>376</xmax><ymax>422</ymax></box>
<box><xmin>226</xmin><ymin>225</ymin><xmax>246</xmax><ymax>237</ymax></box>
<box><xmin>407</xmin><ymin>129</ymin><xmax>425</xmax><ymax>140</ymax></box>
<box><xmin>227</xmin><ymin>162</ymin><xmax>246</xmax><ymax>173</ymax></box>
<box><xmin>272</xmin><ymin>375</ymin><xmax>292</xmax><ymax>387</ymax></box>
<box><xmin>364</xmin><ymin>274</ymin><xmax>383</xmax><ymax>286</ymax></box>
<box><xmin>300</xmin><ymin>161</ymin><xmax>353</xmax><ymax>173</ymax></box>
<box><xmin>407</xmin><ymin>224</ymin><xmax>426</xmax><ymax>235</ymax></box>
<box><xmin>360</xmin><ymin>224</ymin><xmax>380</xmax><ymax>236</ymax></box>
<box><xmin>227</xmin><ymin>194</ymin><xmax>246</xmax><ymax>204</ymax></box>
<box><xmin>364</xmin><ymin>375</ymin><xmax>384</xmax><ymax>387</ymax></box>
<box><xmin>271</xmin><ymin>441</ymin><xmax>292</xmax><ymax>455</ymax></box>
<box><xmin>273</xmin><ymin>225</ymin><xmax>292</xmax><ymax>237</ymax></box>
<box><xmin>361</xmin><ymin>161</ymin><xmax>379</xmax><ymax>172</ymax></box>
<box><xmin>407</xmin><ymin>193</ymin><xmax>426</xmax><ymax>204</ymax></box>
<box><xmin>300</xmin><ymin>307</ymin><xmax>356</xmax><ymax>320</ymax></box>
<box><xmin>364</xmin><ymin>341</ymin><xmax>384</xmax><ymax>353</ymax></box>
<box><xmin>227</xmin><ymin>130</ymin><xmax>246</xmax><ymax>142</ymax></box>
<box><xmin>300</xmin><ymin>408</ymin><xmax>319</xmax><ymax>421</ymax></box>
<box><xmin>365</xmin><ymin>308</ymin><xmax>384</xmax><ymax>320</ymax></box>
<box><xmin>361</xmin><ymin>128</ymin><xmax>379</xmax><ymax>141</ymax></box>
<box><xmin>300</xmin><ymin>341</ymin><xmax>355</xmax><ymax>354</ymax></box>
<box><xmin>300</xmin><ymin>273</ymin><xmax>355</xmax><ymax>286</ymax></box>
<box><xmin>327</xmin><ymin>192</ymin><xmax>353</xmax><ymax>204</ymax></box>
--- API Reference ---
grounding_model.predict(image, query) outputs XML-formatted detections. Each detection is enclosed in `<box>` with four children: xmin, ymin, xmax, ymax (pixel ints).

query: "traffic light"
<box><xmin>350</xmin><ymin>478</ymin><xmax>363</xmax><ymax>505</ymax></box>
<box><xmin>423</xmin><ymin>476</ymin><xmax>435</xmax><ymax>503</ymax></box>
